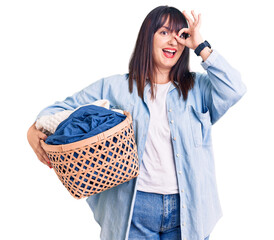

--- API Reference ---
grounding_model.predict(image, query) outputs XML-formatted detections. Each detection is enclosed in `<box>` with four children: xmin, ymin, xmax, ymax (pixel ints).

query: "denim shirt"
<box><xmin>37</xmin><ymin>49</ymin><xmax>247</xmax><ymax>240</ymax></box>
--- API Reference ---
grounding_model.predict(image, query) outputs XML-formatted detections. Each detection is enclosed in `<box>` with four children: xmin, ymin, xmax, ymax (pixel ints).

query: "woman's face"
<box><xmin>152</xmin><ymin>20</ymin><xmax>185</xmax><ymax>72</ymax></box>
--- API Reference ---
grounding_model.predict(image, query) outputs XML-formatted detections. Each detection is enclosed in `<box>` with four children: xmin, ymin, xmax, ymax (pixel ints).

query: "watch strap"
<box><xmin>194</xmin><ymin>40</ymin><xmax>211</xmax><ymax>56</ymax></box>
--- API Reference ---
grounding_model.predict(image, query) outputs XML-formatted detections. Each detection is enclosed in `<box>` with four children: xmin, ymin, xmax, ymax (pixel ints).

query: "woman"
<box><xmin>27</xmin><ymin>6</ymin><xmax>246</xmax><ymax>240</ymax></box>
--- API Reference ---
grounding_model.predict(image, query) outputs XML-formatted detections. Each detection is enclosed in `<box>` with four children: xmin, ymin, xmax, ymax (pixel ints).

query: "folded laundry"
<box><xmin>35</xmin><ymin>99</ymin><xmax>123</xmax><ymax>135</ymax></box>
<box><xmin>36</xmin><ymin>110</ymin><xmax>73</xmax><ymax>135</ymax></box>
<box><xmin>45</xmin><ymin>104</ymin><xmax>126</xmax><ymax>145</ymax></box>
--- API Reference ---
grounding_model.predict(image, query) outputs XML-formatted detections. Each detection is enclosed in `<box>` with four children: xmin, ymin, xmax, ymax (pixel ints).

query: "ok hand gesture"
<box><xmin>175</xmin><ymin>10</ymin><xmax>204</xmax><ymax>50</ymax></box>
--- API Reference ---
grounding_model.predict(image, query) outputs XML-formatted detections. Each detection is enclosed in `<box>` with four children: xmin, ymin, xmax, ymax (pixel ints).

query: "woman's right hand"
<box><xmin>27</xmin><ymin>123</ymin><xmax>52</xmax><ymax>168</ymax></box>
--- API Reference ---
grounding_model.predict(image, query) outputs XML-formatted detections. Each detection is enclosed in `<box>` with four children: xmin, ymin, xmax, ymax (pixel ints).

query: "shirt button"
<box><xmin>181</xmin><ymin>189</ymin><xmax>184</xmax><ymax>193</ymax></box>
<box><xmin>173</xmin><ymin>137</ymin><xmax>176</xmax><ymax>141</ymax></box>
<box><xmin>168</xmin><ymin>108</ymin><xmax>172</xmax><ymax>112</ymax></box>
<box><xmin>182</xmin><ymin>222</ymin><xmax>186</xmax><ymax>226</ymax></box>
<box><xmin>170</xmin><ymin>120</ymin><xmax>174</xmax><ymax>124</ymax></box>
<box><xmin>178</xmin><ymin>171</ymin><xmax>182</xmax><ymax>175</ymax></box>
<box><xmin>176</xmin><ymin>153</ymin><xmax>179</xmax><ymax>157</ymax></box>
<box><xmin>182</xmin><ymin>204</ymin><xmax>186</xmax><ymax>208</ymax></box>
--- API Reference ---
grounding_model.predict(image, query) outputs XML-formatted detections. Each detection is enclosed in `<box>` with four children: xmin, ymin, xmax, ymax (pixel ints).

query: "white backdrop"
<box><xmin>1</xmin><ymin>0</ymin><xmax>273</xmax><ymax>239</ymax></box>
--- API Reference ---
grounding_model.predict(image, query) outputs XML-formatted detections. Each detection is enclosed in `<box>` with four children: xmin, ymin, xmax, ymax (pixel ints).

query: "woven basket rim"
<box><xmin>40</xmin><ymin>110</ymin><xmax>132</xmax><ymax>152</ymax></box>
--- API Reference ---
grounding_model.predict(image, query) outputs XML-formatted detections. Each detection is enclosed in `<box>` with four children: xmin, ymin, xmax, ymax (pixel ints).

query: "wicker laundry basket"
<box><xmin>40</xmin><ymin>111</ymin><xmax>139</xmax><ymax>199</ymax></box>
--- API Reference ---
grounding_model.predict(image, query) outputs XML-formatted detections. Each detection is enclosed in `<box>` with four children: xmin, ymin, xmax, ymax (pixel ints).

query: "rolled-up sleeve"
<box><xmin>36</xmin><ymin>77</ymin><xmax>105</xmax><ymax>120</ymax></box>
<box><xmin>198</xmin><ymin>49</ymin><xmax>247</xmax><ymax>124</ymax></box>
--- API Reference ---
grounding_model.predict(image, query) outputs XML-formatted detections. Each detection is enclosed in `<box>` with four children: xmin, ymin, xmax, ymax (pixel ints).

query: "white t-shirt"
<box><xmin>136</xmin><ymin>81</ymin><xmax>179</xmax><ymax>194</ymax></box>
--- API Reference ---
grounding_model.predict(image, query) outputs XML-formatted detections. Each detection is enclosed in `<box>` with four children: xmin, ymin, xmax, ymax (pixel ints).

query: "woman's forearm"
<box><xmin>200</xmin><ymin>46</ymin><xmax>213</xmax><ymax>62</ymax></box>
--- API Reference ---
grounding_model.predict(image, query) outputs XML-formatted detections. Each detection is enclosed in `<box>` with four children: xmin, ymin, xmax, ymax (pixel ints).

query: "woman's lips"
<box><xmin>162</xmin><ymin>48</ymin><xmax>177</xmax><ymax>58</ymax></box>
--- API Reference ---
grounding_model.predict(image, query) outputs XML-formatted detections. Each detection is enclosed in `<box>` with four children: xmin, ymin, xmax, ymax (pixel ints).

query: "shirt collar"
<box><xmin>144</xmin><ymin>80</ymin><xmax>176</xmax><ymax>103</ymax></box>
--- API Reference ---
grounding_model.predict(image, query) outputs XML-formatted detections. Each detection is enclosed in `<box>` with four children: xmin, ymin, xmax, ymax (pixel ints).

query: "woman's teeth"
<box><xmin>163</xmin><ymin>49</ymin><xmax>176</xmax><ymax>58</ymax></box>
<box><xmin>163</xmin><ymin>49</ymin><xmax>176</xmax><ymax>53</ymax></box>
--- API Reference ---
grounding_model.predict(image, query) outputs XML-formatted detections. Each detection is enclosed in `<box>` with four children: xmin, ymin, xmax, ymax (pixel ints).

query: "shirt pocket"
<box><xmin>188</xmin><ymin>105</ymin><xmax>212</xmax><ymax>147</ymax></box>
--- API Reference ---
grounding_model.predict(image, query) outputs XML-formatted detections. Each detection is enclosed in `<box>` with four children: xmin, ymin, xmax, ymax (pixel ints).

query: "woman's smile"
<box><xmin>162</xmin><ymin>48</ymin><xmax>177</xmax><ymax>58</ymax></box>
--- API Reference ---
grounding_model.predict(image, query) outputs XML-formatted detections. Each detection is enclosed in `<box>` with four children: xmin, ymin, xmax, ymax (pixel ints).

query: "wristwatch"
<box><xmin>194</xmin><ymin>40</ymin><xmax>212</xmax><ymax>56</ymax></box>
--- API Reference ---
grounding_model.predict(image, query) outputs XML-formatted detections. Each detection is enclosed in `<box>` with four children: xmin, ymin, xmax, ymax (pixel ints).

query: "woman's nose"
<box><xmin>168</xmin><ymin>32</ymin><xmax>178</xmax><ymax>45</ymax></box>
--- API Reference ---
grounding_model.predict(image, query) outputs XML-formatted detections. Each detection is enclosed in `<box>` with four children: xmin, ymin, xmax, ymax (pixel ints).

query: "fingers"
<box><xmin>182</xmin><ymin>10</ymin><xmax>201</xmax><ymax>27</ymax></box>
<box><xmin>191</xmin><ymin>10</ymin><xmax>198</xmax><ymax>22</ymax></box>
<box><xmin>27</xmin><ymin>123</ymin><xmax>52</xmax><ymax>168</ymax></box>
<box><xmin>37</xmin><ymin>140</ymin><xmax>52</xmax><ymax>168</ymax></box>
<box><xmin>38</xmin><ymin>144</ymin><xmax>50</xmax><ymax>163</ymax></box>
<box><xmin>196</xmin><ymin>12</ymin><xmax>202</xmax><ymax>28</ymax></box>
<box><xmin>175</xmin><ymin>36</ymin><xmax>185</xmax><ymax>46</ymax></box>
<box><xmin>36</xmin><ymin>139</ymin><xmax>52</xmax><ymax>168</ymax></box>
<box><xmin>34</xmin><ymin>127</ymin><xmax>51</xmax><ymax>166</ymax></box>
<box><xmin>176</xmin><ymin>28</ymin><xmax>190</xmax><ymax>41</ymax></box>
<box><xmin>178</xmin><ymin>27</ymin><xmax>190</xmax><ymax>36</ymax></box>
<box><xmin>182</xmin><ymin>10</ymin><xmax>193</xmax><ymax>26</ymax></box>
<box><xmin>36</xmin><ymin>151</ymin><xmax>51</xmax><ymax>167</ymax></box>
<box><xmin>38</xmin><ymin>131</ymin><xmax>48</xmax><ymax>141</ymax></box>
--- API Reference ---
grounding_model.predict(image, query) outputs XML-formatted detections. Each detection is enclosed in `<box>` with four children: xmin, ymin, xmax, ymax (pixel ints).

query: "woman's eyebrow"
<box><xmin>161</xmin><ymin>26</ymin><xmax>171</xmax><ymax>31</ymax></box>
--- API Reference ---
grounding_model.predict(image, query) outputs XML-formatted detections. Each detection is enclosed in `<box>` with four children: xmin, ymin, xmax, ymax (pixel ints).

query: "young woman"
<box><xmin>27</xmin><ymin>6</ymin><xmax>247</xmax><ymax>240</ymax></box>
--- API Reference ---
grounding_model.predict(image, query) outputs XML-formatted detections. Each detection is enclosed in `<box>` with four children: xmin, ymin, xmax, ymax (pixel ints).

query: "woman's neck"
<box><xmin>153</xmin><ymin>68</ymin><xmax>170</xmax><ymax>84</ymax></box>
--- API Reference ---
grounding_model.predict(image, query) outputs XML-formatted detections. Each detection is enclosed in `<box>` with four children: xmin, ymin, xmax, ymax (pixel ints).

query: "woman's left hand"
<box><xmin>175</xmin><ymin>10</ymin><xmax>204</xmax><ymax>50</ymax></box>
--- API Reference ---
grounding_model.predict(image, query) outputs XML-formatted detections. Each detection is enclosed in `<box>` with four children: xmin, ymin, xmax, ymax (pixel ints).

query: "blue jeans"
<box><xmin>128</xmin><ymin>190</ymin><xmax>210</xmax><ymax>240</ymax></box>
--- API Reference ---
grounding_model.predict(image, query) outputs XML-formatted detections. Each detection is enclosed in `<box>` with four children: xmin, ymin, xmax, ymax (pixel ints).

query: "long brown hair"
<box><xmin>128</xmin><ymin>5</ymin><xmax>195</xmax><ymax>101</ymax></box>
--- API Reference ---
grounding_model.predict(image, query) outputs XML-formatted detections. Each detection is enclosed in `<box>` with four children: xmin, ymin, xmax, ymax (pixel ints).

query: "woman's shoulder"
<box><xmin>101</xmin><ymin>74</ymin><xmax>130</xmax><ymax>95</ymax></box>
<box><xmin>103</xmin><ymin>73</ymin><xmax>129</xmax><ymax>84</ymax></box>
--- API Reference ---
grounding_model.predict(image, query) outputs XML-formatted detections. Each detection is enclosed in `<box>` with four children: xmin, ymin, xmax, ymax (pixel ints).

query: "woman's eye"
<box><xmin>160</xmin><ymin>31</ymin><xmax>168</xmax><ymax>36</ymax></box>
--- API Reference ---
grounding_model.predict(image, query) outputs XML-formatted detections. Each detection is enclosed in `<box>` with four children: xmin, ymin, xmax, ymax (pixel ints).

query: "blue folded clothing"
<box><xmin>45</xmin><ymin>105</ymin><xmax>126</xmax><ymax>145</ymax></box>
